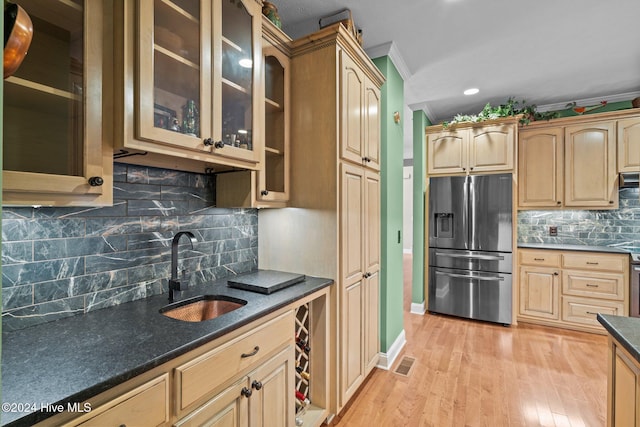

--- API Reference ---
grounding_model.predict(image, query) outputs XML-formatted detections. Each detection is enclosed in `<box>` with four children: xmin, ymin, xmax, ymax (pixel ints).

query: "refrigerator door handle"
<box><xmin>435</xmin><ymin>270</ymin><xmax>505</xmax><ymax>281</ymax></box>
<box><xmin>434</xmin><ymin>252</ymin><xmax>505</xmax><ymax>261</ymax></box>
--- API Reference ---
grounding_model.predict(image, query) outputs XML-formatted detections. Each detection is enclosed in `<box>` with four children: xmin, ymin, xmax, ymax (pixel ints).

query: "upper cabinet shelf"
<box><xmin>3</xmin><ymin>0</ymin><xmax>112</xmax><ymax>206</ymax></box>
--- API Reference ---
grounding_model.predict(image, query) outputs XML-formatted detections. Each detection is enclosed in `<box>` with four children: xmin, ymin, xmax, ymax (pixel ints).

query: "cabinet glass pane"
<box><xmin>153</xmin><ymin>0</ymin><xmax>201</xmax><ymax>137</ymax></box>
<box><xmin>264</xmin><ymin>55</ymin><xmax>285</xmax><ymax>192</ymax></box>
<box><xmin>3</xmin><ymin>0</ymin><xmax>84</xmax><ymax>176</ymax></box>
<box><xmin>221</xmin><ymin>0</ymin><xmax>253</xmax><ymax>151</ymax></box>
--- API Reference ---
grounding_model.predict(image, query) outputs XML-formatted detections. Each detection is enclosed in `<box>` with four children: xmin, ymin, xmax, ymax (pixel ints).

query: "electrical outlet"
<box><xmin>549</xmin><ymin>226</ymin><xmax>558</xmax><ymax>237</ymax></box>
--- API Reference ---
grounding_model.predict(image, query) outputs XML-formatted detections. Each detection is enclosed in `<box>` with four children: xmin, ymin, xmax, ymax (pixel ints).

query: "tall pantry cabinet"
<box><xmin>258</xmin><ymin>23</ymin><xmax>384</xmax><ymax>417</ymax></box>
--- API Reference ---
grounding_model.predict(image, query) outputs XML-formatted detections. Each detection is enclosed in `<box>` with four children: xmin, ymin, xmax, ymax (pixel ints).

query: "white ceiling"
<box><xmin>274</xmin><ymin>0</ymin><xmax>640</xmax><ymax>158</ymax></box>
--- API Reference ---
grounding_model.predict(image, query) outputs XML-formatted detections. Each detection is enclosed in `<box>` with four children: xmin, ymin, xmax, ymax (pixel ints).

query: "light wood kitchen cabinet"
<box><xmin>518</xmin><ymin>111</ymin><xmax>640</xmax><ymax>209</ymax></box>
<box><xmin>608</xmin><ymin>338</ymin><xmax>640</xmax><ymax>427</ymax></box>
<box><xmin>114</xmin><ymin>0</ymin><xmax>263</xmax><ymax>172</ymax></box>
<box><xmin>3</xmin><ymin>0</ymin><xmax>113</xmax><ymax>206</ymax></box>
<box><xmin>564</xmin><ymin>121</ymin><xmax>618</xmax><ymax>207</ymax></box>
<box><xmin>518</xmin><ymin>249</ymin><xmax>629</xmax><ymax>333</ymax></box>
<box><xmin>257</xmin><ymin>23</ymin><xmax>384</xmax><ymax>417</ymax></box>
<box><xmin>215</xmin><ymin>19</ymin><xmax>291</xmax><ymax>208</ymax></box>
<box><xmin>426</xmin><ymin>121</ymin><xmax>515</xmax><ymax>176</ymax></box>
<box><xmin>71</xmin><ymin>374</ymin><xmax>169</xmax><ymax>427</ymax></box>
<box><xmin>519</xmin><ymin>266</ymin><xmax>560</xmax><ymax>320</ymax></box>
<box><xmin>618</xmin><ymin>116</ymin><xmax>640</xmax><ymax>173</ymax></box>
<box><xmin>340</xmin><ymin>164</ymin><xmax>380</xmax><ymax>403</ymax></box>
<box><xmin>340</xmin><ymin>53</ymin><xmax>381</xmax><ymax>171</ymax></box>
<box><xmin>518</xmin><ymin>128</ymin><xmax>564</xmax><ymax>208</ymax></box>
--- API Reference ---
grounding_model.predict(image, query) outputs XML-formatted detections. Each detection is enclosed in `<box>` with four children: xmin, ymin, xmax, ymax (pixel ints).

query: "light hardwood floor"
<box><xmin>330</xmin><ymin>254</ymin><xmax>608</xmax><ymax>427</ymax></box>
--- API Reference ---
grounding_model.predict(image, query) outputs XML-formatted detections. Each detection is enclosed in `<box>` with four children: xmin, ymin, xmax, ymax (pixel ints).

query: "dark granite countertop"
<box><xmin>1</xmin><ymin>272</ymin><xmax>333</xmax><ymax>427</ymax></box>
<box><xmin>518</xmin><ymin>243</ymin><xmax>632</xmax><ymax>255</ymax></box>
<box><xmin>597</xmin><ymin>314</ymin><xmax>640</xmax><ymax>363</ymax></box>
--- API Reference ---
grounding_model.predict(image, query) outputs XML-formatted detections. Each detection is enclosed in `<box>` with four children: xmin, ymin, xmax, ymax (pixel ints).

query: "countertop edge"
<box><xmin>597</xmin><ymin>314</ymin><xmax>640</xmax><ymax>363</ymax></box>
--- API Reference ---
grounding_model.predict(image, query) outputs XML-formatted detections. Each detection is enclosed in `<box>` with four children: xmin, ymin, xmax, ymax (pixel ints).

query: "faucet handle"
<box><xmin>169</xmin><ymin>279</ymin><xmax>184</xmax><ymax>291</ymax></box>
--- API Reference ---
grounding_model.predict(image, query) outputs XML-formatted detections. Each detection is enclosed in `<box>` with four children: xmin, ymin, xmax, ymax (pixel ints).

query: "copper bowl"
<box><xmin>4</xmin><ymin>3</ymin><xmax>33</xmax><ymax>79</ymax></box>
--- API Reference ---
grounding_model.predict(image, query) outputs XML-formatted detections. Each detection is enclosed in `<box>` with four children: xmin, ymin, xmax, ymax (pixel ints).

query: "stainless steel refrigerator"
<box><xmin>428</xmin><ymin>173</ymin><xmax>513</xmax><ymax>325</ymax></box>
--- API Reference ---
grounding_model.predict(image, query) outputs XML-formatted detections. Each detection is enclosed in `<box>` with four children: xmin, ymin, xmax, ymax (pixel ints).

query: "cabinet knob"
<box><xmin>88</xmin><ymin>176</ymin><xmax>104</xmax><ymax>186</ymax></box>
<box><xmin>261</xmin><ymin>190</ymin><xmax>269</xmax><ymax>196</ymax></box>
<box><xmin>609</xmin><ymin>200</ymin><xmax>614</xmax><ymax>204</ymax></box>
<box><xmin>469</xmin><ymin>167</ymin><xmax>474</xmax><ymax>171</ymax></box>
<box><xmin>241</xmin><ymin>387</ymin><xmax>252</xmax><ymax>398</ymax></box>
<box><xmin>553</xmin><ymin>272</ymin><xmax>559</xmax><ymax>276</ymax></box>
<box><xmin>252</xmin><ymin>380</ymin><xmax>263</xmax><ymax>391</ymax></box>
<box><xmin>203</xmin><ymin>138</ymin><xmax>214</xmax><ymax>146</ymax></box>
<box><xmin>214</xmin><ymin>140</ymin><xmax>225</xmax><ymax>149</ymax></box>
<box><xmin>557</xmin><ymin>201</ymin><xmax>562</xmax><ymax>205</ymax></box>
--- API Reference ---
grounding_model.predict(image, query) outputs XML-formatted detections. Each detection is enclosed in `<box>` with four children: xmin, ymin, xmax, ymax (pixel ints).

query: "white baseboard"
<box><xmin>376</xmin><ymin>329</ymin><xmax>406</xmax><ymax>370</ymax></box>
<box><xmin>410</xmin><ymin>301</ymin><xmax>426</xmax><ymax>315</ymax></box>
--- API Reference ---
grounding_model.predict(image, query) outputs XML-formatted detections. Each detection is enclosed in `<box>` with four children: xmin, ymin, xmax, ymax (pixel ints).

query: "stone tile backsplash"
<box><xmin>518</xmin><ymin>188</ymin><xmax>640</xmax><ymax>251</ymax></box>
<box><xmin>2</xmin><ymin>163</ymin><xmax>258</xmax><ymax>331</ymax></box>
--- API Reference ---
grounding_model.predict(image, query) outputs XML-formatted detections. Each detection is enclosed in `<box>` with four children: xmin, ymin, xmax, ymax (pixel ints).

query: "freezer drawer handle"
<box><xmin>434</xmin><ymin>252</ymin><xmax>505</xmax><ymax>261</ymax></box>
<box><xmin>435</xmin><ymin>270</ymin><xmax>505</xmax><ymax>281</ymax></box>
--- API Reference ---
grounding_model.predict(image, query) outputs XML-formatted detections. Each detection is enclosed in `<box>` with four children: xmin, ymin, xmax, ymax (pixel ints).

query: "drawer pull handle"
<box><xmin>585</xmin><ymin>284</ymin><xmax>599</xmax><ymax>288</ymax></box>
<box><xmin>241</xmin><ymin>346</ymin><xmax>260</xmax><ymax>358</ymax></box>
<box><xmin>586</xmin><ymin>262</ymin><xmax>599</xmax><ymax>265</ymax></box>
<box><xmin>586</xmin><ymin>311</ymin><xmax>598</xmax><ymax>316</ymax></box>
<box><xmin>252</xmin><ymin>380</ymin><xmax>263</xmax><ymax>390</ymax></box>
<box><xmin>241</xmin><ymin>387</ymin><xmax>252</xmax><ymax>398</ymax></box>
<box><xmin>533</xmin><ymin>258</ymin><xmax>545</xmax><ymax>261</ymax></box>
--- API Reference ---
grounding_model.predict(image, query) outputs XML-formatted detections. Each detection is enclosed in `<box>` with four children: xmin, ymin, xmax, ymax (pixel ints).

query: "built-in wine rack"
<box><xmin>295</xmin><ymin>303</ymin><xmax>310</xmax><ymax>424</ymax></box>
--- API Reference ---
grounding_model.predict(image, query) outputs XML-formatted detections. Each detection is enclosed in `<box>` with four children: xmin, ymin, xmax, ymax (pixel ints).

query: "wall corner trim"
<box><xmin>376</xmin><ymin>329</ymin><xmax>407</xmax><ymax>370</ymax></box>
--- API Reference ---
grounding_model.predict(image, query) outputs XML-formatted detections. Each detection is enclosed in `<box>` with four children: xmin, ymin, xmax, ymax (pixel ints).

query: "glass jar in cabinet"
<box><xmin>3</xmin><ymin>0</ymin><xmax>112</xmax><ymax>206</ymax></box>
<box><xmin>118</xmin><ymin>0</ymin><xmax>263</xmax><ymax>170</ymax></box>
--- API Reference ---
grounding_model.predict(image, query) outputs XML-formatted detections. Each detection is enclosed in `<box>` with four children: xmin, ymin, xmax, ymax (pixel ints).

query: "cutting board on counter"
<box><xmin>227</xmin><ymin>270</ymin><xmax>306</xmax><ymax>294</ymax></box>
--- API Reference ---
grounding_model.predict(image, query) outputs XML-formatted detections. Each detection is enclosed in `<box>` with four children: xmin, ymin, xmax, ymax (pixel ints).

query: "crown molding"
<box><xmin>536</xmin><ymin>91</ymin><xmax>640</xmax><ymax>112</ymax></box>
<box><xmin>408</xmin><ymin>101</ymin><xmax>436</xmax><ymax>125</ymax></box>
<box><xmin>365</xmin><ymin>41</ymin><xmax>411</xmax><ymax>82</ymax></box>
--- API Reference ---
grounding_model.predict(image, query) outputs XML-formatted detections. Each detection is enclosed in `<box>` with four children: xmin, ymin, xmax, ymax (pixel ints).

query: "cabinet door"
<box><xmin>247</xmin><ymin>347</ymin><xmax>295</xmax><ymax>427</ymax></box>
<box><xmin>364</xmin><ymin>171</ymin><xmax>380</xmax><ymax>274</ymax></box>
<box><xmin>519</xmin><ymin>267</ymin><xmax>560</xmax><ymax>320</ymax></box>
<box><xmin>340</xmin><ymin>51</ymin><xmax>365</xmax><ymax>166</ymax></box>
<box><xmin>3</xmin><ymin>0</ymin><xmax>112</xmax><ymax>206</ymax></box>
<box><xmin>363</xmin><ymin>78</ymin><xmax>381</xmax><ymax>171</ymax></box>
<box><xmin>469</xmin><ymin>124</ymin><xmax>515</xmax><ymax>172</ymax></box>
<box><xmin>342</xmin><ymin>280</ymin><xmax>364</xmax><ymax>404</ymax></box>
<box><xmin>364</xmin><ymin>271</ymin><xmax>380</xmax><ymax>375</ymax></box>
<box><xmin>612</xmin><ymin>346</ymin><xmax>640</xmax><ymax>427</ymax></box>
<box><xmin>215</xmin><ymin>0</ymin><xmax>262</xmax><ymax>164</ymax></box>
<box><xmin>341</xmin><ymin>163</ymin><xmax>364</xmax><ymax>287</ymax></box>
<box><xmin>258</xmin><ymin>39</ymin><xmax>289</xmax><ymax>203</ymax></box>
<box><xmin>518</xmin><ymin>127</ymin><xmax>564</xmax><ymax>208</ymax></box>
<box><xmin>617</xmin><ymin>117</ymin><xmax>640</xmax><ymax>173</ymax></box>
<box><xmin>564</xmin><ymin>121</ymin><xmax>617</xmax><ymax>208</ymax></box>
<box><xmin>427</xmin><ymin>130</ymin><xmax>468</xmax><ymax>175</ymax></box>
<box><xmin>137</xmin><ymin>0</ymin><xmax>210</xmax><ymax>151</ymax></box>
<box><xmin>174</xmin><ymin>378</ymin><xmax>249</xmax><ymax>427</ymax></box>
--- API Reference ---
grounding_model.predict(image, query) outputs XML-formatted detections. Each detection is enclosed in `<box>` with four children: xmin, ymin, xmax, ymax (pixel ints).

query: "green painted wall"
<box><xmin>372</xmin><ymin>56</ymin><xmax>404</xmax><ymax>352</ymax></box>
<box><xmin>412</xmin><ymin>111</ymin><xmax>430</xmax><ymax>306</ymax></box>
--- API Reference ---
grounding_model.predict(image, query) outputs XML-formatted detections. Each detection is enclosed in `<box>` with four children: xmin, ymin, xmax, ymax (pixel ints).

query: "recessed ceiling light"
<box><xmin>464</xmin><ymin>88</ymin><xmax>479</xmax><ymax>96</ymax></box>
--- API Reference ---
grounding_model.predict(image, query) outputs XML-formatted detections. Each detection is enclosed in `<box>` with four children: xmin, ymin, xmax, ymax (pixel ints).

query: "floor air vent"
<box><xmin>394</xmin><ymin>356</ymin><xmax>415</xmax><ymax>377</ymax></box>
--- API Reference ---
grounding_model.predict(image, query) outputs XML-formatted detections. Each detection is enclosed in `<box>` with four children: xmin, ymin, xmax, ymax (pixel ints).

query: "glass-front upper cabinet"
<box><xmin>134</xmin><ymin>0</ymin><xmax>262</xmax><ymax>167</ymax></box>
<box><xmin>3</xmin><ymin>0</ymin><xmax>112</xmax><ymax>206</ymax></box>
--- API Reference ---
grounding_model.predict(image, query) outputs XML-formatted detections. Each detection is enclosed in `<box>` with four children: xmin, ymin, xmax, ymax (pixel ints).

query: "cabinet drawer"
<box><xmin>175</xmin><ymin>311</ymin><xmax>293</xmax><ymax>412</ymax></box>
<box><xmin>75</xmin><ymin>374</ymin><xmax>169</xmax><ymax>427</ymax></box>
<box><xmin>561</xmin><ymin>296</ymin><xmax>625</xmax><ymax>328</ymax></box>
<box><xmin>562</xmin><ymin>270</ymin><xmax>625</xmax><ymax>300</ymax></box>
<box><xmin>562</xmin><ymin>253</ymin><xmax>626</xmax><ymax>272</ymax></box>
<box><xmin>519</xmin><ymin>250</ymin><xmax>561</xmax><ymax>267</ymax></box>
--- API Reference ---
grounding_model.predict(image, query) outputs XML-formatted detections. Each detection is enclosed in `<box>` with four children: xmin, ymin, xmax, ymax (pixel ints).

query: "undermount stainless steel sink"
<box><xmin>160</xmin><ymin>295</ymin><xmax>246</xmax><ymax>322</ymax></box>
